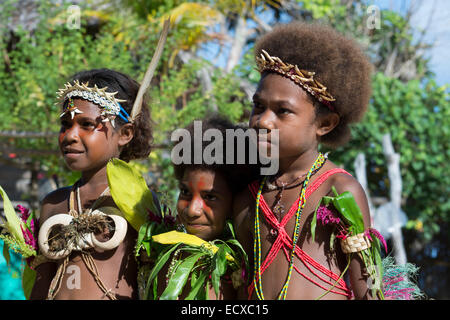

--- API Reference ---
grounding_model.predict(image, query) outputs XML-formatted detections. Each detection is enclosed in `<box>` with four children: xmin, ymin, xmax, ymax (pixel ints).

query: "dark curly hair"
<box><xmin>65</xmin><ymin>68</ymin><xmax>153</xmax><ymax>161</ymax></box>
<box><xmin>172</xmin><ymin>115</ymin><xmax>259</xmax><ymax>195</ymax></box>
<box><xmin>254</xmin><ymin>22</ymin><xmax>373</xmax><ymax>147</ymax></box>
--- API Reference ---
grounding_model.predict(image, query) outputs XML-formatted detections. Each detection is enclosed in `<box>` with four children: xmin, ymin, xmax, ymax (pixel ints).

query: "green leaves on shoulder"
<box><xmin>328</xmin><ymin>186</ymin><xmax>365</xmax><ymax>234</ymax></box>
<box><xmin>106</xmin><ymin>158</ymin><xmax>160</xmax><ymax>231</ymax></box>
<box><xmin>311</xmin><ymin>186</ymin><xmax>365</xmax><ymax>241</ymax></box>
<box><xmin>142</xmin><ymin>228</ymin><xmax>248</xmax><ymax>300</ymax></box>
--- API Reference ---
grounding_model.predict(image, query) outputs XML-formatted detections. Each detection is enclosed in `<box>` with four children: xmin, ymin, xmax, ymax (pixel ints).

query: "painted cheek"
<box><xmin>198</xmin><ymin>178</ymin><xmax>212</xmax><ymax>204</ymax></box>
<box><xmin>59</xmin><ymin>126</ymin><xmax>77</xmax><ymax>145</ymax></box>
<box><xmin>196</xmin><ymin>179</ymin><xmax>214</xmax><ymax>213</ymax></box>
<box><xmin>187</xmin><ymin>180</ymin><xmax>207</xmax><ymax>210</ymax></box>
<box><xmin>60</xmin><ymin>124</ymin><xmax>85</xmax><ymax>140</ymax></box>
<box><xmin>202</xmin><ymin>199</ymin><xmax>212</xmax><ymax>214</ymax></box>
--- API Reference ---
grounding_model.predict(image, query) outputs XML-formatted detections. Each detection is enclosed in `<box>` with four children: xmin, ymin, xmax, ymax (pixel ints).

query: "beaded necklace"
<box><xmin>253</xmin><ymin>152</ymin><xmax>326</xmax><ymax>300</ymax></box>
<box><xmin>269</xmin><ymin>159</ymin><xmax>326</xmax><ymax>223</ymax></box>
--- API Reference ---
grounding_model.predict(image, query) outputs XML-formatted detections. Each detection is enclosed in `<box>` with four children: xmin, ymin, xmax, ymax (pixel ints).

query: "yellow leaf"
<box><xmin>106</xmin><ymin>158</ymin><xmax>159</xmax><ymax>231</ymax></box>
<box><xmin>152</xmin><ymin>231</ymin><xmax>235</xmax><ymax>262</ymax></box>
<box><xmin>0</xmin><ymin>185</ymin><xmax>25</xmax><ymax>244</ymax></box>
<box><xmin>153</xmin><ymin>231</ymin><xmax>216</xmax><ymax>251</ymax></box>
<box><xmin>159</xmin><ymin>3</ymin><xmax>223</xmax><ymax>31</ymax></box>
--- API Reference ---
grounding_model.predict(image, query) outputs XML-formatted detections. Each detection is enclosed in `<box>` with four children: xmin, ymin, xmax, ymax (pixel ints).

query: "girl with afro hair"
<box><xmin>233</xmin><ymin>22</ymin><xmax>378</xmax><ymax>300</ymax></box>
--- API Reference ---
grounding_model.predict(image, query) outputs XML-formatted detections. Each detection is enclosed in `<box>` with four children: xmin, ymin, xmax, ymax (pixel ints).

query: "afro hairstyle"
<box><xmin>254</xmin><ymin>21</ymin><xmax>373</xmax><ymax>148</ymax></box>
<box><xmin>172</xmin><ymin>114</ymin><xmax>260</xmax><ymax>195</ymax></box>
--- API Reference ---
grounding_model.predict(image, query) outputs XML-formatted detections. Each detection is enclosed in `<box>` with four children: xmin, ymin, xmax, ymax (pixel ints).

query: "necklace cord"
<box><xmin>46</xmin><ymin>181</ymin><xmax>117</xmax><ymax>300</ymax></box>
<box><xmin>253</xmin><ymin>153</ymin><xmax>327</xmax><ymax>300</ymax></box>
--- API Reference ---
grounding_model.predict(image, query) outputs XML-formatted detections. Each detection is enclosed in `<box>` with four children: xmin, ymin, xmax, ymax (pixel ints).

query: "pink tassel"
<box><xmin>365</xmin><ymin>228</ymin><xmax>387</xmax><ymax>253</ymax></box>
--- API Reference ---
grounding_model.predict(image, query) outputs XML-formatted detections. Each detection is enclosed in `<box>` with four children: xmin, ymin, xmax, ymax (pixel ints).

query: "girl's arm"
<box><xmin>29</xmin><ymin>261</ymin><xmax>57</xmax><ymax>300</ymax></box>
<box><xmin>333</xmin><ymin>175</ymin><xmax>377</xmax><ymax>300</ymax></box>
<box><xmin>232</xmin><ymin>189</ymin><xmax>253</xmax><ymax>300</ymax></box>
<box><xmin>29</xmin><ymin>191</ymin><xmax>65</xmax><ymax>300</ymax></box>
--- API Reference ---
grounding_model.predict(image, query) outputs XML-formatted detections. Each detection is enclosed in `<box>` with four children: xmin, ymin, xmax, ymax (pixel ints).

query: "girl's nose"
<box><xmin>185</xmin><ymin>196</ymin><xmax>203</xmax><ymax>219</ymax></box>
<box><xmin>257</xmin><ymin>109</ymin><xmax>275</xmax><ymax>131</ymax></box>
<box><xmin>62</xmin><ymin>124</ymin><xmax>80</xmax><ymax>144</ymax></box>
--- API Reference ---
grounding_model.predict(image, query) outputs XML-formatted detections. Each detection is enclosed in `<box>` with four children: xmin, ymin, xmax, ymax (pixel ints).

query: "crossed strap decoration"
<box><xmin>250</xmin><ymin>166</ymin><xmax>353</xmax><ymax>300</ymax></box>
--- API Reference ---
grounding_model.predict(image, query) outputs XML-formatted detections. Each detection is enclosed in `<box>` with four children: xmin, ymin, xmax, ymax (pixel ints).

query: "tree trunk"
<box><xmin>382</xmin><ymin>133</ymin><xmax>407</xmax><ymax>265</ymax></box>
<box><xmin>354</xmin><ymin>152</ymin><xmax>375</xmax><ymax>221</ymax></box>
<box><xmin>178</xmin><ymin>50</ymin><xmax>218</xmax><ymax>112</ymax></box>
<box><xmin>225</xmin><ymin>16</ymin><xmax>248</xmax><ymax>73</ymax></box>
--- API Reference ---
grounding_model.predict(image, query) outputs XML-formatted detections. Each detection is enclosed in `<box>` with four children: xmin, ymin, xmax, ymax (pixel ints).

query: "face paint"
<box><xmin>58</xmin><ymin>99</ymin><xmax>122</xmax><ymax>173</ymax></box>
<box><xmin>176</xmin><ymin>169</ymin><xmax>232</xmax><ymax>241</ymax></box>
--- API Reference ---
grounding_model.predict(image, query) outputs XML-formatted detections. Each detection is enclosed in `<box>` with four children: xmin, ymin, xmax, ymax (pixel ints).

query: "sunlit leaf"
<box><xmin>106</xmin><ymin>158</ymin><xmax>160</xmax><ymax>231</ymax></box>
<box><xmin>160</xmin><ymin>253</ymin><xmax>202</xmax><ymax>300</ymax></box>
<box><xmin>0</xmin><ymin>185</ymin><xmax>25</xmax><ymax>244</ymax></box>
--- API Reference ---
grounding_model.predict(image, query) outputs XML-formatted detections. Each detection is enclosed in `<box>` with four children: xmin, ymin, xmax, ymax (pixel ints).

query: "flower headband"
<box><xmin>56</xmin><ymin>80</ymin><xmax>130</xmax><ymax>128</ymax></box>
<box><xmin>255</xmin><ymin>49</ymin><xmax>336</xmax><ymax>111</ymax></box>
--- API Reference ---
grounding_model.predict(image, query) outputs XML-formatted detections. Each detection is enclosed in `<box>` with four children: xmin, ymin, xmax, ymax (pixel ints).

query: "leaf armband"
<box><xmin>311</xmin><ymin>186</ymin><xmax>386</xmax><ymax>299</ymax></box>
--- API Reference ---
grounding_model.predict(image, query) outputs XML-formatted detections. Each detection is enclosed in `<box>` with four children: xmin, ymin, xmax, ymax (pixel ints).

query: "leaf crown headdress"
<box><xmin>256</xmin><ymin>49</ymin><xmax>336</xmax><ymax>111</ymax></box>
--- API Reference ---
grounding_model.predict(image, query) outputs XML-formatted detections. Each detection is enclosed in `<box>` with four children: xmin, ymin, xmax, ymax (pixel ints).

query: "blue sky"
<box><xmin>200</xmin><ymin>0</ymin><xmax>449</xmax><ymax>87</ymax></box>
<box><xmin>372</xmin><ymin>0</ymin><xmax>450</xmax><ymax>86</ymax></box>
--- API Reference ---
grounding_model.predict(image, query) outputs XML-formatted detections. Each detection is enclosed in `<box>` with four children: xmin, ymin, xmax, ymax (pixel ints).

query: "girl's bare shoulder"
<box><xmin>329</xmin><ymin>170</ymin><xmax>366</xmax><ymax>200</ymax></box>
<box><xmin>326</xmin><ymin>165</ymin><xmax>371</xmax><ymax>226</ymax></box>
<box><xmin>319</xmin><ymin>160</ymin><xmax>365</xmax><ymax>198</ymax></box>
<box><xmin>232</xmin><ymin>184</ymin><xmax>254</xmax><ymax>223</ymax></box>
<box><xmin>39</xmin><ymin>186</ymin><xmax>72</xmax><ymax>223</ymax></box>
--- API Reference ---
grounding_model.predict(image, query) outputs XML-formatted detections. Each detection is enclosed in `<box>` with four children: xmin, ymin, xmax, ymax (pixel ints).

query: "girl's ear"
<box><xmin>118</xmin><ymin>123</ymin><xmax>134</xmax><ymax>147</ymax></box>
<box><xmin>316</xmin><ymin>112</ymin><xmax>340</xmax><ymax>137</ymax></box>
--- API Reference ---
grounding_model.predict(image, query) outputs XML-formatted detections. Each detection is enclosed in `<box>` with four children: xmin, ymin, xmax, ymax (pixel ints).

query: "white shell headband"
<box><xmin>56</xmin><ymin>19</ymin><xmax>171</xmax><ymax>128</ymax></box>
<box><xmin>56</xmin><ymin>80</ymin><xmax>130</xmax><ymax>128</ymax></box>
